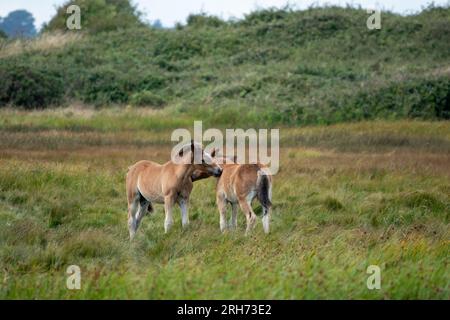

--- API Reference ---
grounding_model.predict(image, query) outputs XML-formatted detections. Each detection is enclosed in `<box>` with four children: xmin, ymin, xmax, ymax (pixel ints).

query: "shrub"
<box><xmin>187</xmin><ymin>14</ymin><xmax>226</xmax><ymax>28</ymax></box>
<box><xmin>130</xmin><ymin>91</ymin><xmax>166</xmax><ymax>108</ymax></box>
<box><xmin>343</xmin><ymin>77</ymin><xmax>450</xmax><ymax>121</ymax></box>
<box><xmin>0</xmin><ymin>62</ymin><xmax>64</xmax><ymax>108</ymax></box>
<box><xmin>152</xmin><ymin>31</ymin><xmax>205</xmax><ymax>60</ymax></box>
<box><xmin>242</xmin><ymin>7</ymin><xmax>291</xmax><ymax>25</ymax></box>
<box><xmin>211</xmin><ymin>83</ymin><xmax>253</xmax><ymax>99</ymax></box>
<box><xmin>43</xmin><ymin>0</ymin><xmax>143</xmax><ymax>33</ymax></box>
<box><xmin>80</xmin><ymin>66</ymin><xmax>129</xmax><ymax>105</ymax></box>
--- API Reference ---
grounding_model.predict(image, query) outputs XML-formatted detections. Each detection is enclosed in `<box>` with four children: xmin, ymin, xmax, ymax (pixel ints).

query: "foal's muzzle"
<box><xmin>213</xmin><ymin>167</ymin><xmax>223</xmax><ymax>177</ymax></box>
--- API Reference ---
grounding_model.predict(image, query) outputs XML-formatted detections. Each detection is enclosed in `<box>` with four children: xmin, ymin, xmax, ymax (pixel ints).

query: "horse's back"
<box><xmin>217</xmin><ymin>164</ymin><xmax>255</xmax><ymax>201</ymax></box>
<box><xmin>222</xmin><ymin>164</ymin><xmax>271</xmax><ymax>202</ymax></box>
<box><xmin>126</xmin><ymin>160</ymin><xmax>162</xmax><ymax>203</ymax></box>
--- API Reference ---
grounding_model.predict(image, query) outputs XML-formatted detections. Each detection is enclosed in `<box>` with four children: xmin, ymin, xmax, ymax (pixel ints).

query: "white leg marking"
<box><xmin>262</xmin><ymin>213</ymin><xmax>270</xmax><ymax>234</ymax></box>
<box><xmin>128</xmin><ymin>217</ymin><xmax>136</xmax><ymax>240</ymax></box>
<box><xmin>180</xmin><ymin>199</ymin><xmax>189</xmax><ymax>228</ymax></box>
<box><xmin>164</xmin><ymin>196</ymin><xmax>174</xmax><ymax>233</ymax></box>
<box><xmin>220</xmin><ymin>211</ymin><xmax>227</xmax><ymax>232</ymax></box>
<box><xmin>230</xmin><ymin>203</ymin><xmax>238</xmax><ymax>229</ymax></box>
<box><xmin>128</xmin><ymin>199</ymin><xmax>139</xmax><ymax>240</ymax></box>
<box><xmin>217</xmin><ymin>192</ymin><xmax>228</xmax><ymax>233</ymax></box>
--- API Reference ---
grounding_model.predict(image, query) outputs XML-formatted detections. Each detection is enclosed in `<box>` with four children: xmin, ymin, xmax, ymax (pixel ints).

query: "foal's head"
<box><xmin>175</xmin><ymin>141</ymin><xmax>223</xmax><ymax>178</ymax></box>
<box><xmin>190</xmin><ymin>152</ymin><xmax>236</xmax><ymax>182</ymax></box>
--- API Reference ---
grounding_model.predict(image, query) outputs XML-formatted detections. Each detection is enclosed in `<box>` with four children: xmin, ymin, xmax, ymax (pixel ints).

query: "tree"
<box><xmin>186</xmin><ymin>13</ymin><xmax>226</xmax><ymax>28</ymax></box>
<box><xmin>151</xmin><ymin>19</ymin><xmax>163</xmax><ymax>29</ymax></box>
<box><xmin>0</xmin><ymin>10</ymin><xmax>37</xmax><ymax>38</ymax></box>
<box><xmin>0</xmin><ymin>29</ymin><xmax>7</xmax><ymax>39</ymax></box>
<box><xmin>43</xmin><ymin>0</ymin><xmax>143</xmax><ymax>33</ymax></box>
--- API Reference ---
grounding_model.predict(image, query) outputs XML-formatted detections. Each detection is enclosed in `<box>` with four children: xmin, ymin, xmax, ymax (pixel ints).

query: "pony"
<box><xmin>192</xmin><ymin>155</ymin><xmax>273</xmax><ymax>235</ymax></box>
<box><xmin>126</xmin><ymin>141</ymin><xmax>222</xmax><ymax>239</ymax></box>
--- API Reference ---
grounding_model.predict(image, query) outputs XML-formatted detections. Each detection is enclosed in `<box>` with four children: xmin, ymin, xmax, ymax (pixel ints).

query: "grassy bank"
<box><xmin>1</xmin><ymin>5</ymin><xmax>449</xmax><ymax>124</ymax></box>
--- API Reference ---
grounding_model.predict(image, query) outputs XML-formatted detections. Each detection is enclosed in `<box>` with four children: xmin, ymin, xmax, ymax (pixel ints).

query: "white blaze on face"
<box><xmin>203</xmin><ymin>151</ymin><xmax>221</xmax><ymax>174</ymax></box>
<box><xmin>203</xmin><ymin>151</ymin><xmax>213</xmax><ymax>164</ymax></box>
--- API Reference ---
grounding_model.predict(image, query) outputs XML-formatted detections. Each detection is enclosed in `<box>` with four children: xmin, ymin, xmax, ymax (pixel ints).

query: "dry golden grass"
<box><xmin>0</xmin><ymin>32</ymin><xmax>82</xmax><ymax>59</ymax></box>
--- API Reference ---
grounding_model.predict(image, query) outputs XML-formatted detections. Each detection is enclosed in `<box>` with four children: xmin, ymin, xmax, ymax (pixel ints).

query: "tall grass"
<box><xmin>0</xmin><ymin>115</ymin><xmax>448</xmax><ymax>299</ymax></box>
<box><xmin>0</xmin><ymin>32</ymin><xmax>82</xmax><ymax>59</ymax></box>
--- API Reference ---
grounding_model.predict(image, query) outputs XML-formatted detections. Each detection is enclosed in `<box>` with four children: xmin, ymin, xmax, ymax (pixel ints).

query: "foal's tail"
<box><xmin>257</xmin><ymin>167</ymin><xmax>272</xmax><ymax>234</ymax></box>
<box><xmin>256</xmin><ymin>167</ymin><xmax>272</xmax><ymax>211</ymax></box>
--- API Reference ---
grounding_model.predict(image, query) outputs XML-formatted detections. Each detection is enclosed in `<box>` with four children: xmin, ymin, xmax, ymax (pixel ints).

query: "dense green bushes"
<box><xmin>274</xmin><ymin>76</ymin><xmax>450</xmax><ymax>125</ymax></box>
<box><xmin>186</xmin><ymin>14</ymin><xmax>227</xmax><ymax>28</ymax></box>
<box><xmin>0</xmin><ymin>4</ymin><xmax>449</xmax><ymax>125</ymax></box>
<box><xmin>348</xmin><ymin>77</ymin><xmax>450</xmax><ymax>120</ymax></box>
<box><xmin>0</xmin><ymin>62</ymin><xmax>64</xmax><ymax>108</ymax></box>
<box><xmin>80</xmin><ymin>66</ymin><xmax>129</xmax><ymax>105</ymax></box>
<box><xmin>130</xmin><ymin>91</ymin><xmax>166</xmax><ymax>107</ymax></box>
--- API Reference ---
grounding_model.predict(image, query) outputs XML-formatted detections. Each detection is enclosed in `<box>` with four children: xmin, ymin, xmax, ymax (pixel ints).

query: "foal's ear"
<box><xmin>211</xmin><ymin>148</ymin><xmax>217</xmax><ymax>158</ymax></box>
<box><xmin>178</xmin><ymin>146</ymin><xmax>184</xmax><ymax>157</ymax></box>
<box><xmin>190</xmin><ymin>139</ymin><xmax>195</xmax><ymax>163</ymax></box>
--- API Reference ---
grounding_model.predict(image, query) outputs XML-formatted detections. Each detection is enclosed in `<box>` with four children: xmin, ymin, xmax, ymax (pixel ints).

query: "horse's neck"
<box><xmin>166</xmin><ymin>161</ymin><xmax>194</xmax><ymax>180</ymax></box>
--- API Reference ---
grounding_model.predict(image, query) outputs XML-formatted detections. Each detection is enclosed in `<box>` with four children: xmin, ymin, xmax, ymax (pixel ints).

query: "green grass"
<box><xmin>0</xmin><ymin>112</ymin><xmax>448</xmax><ymax>299</ymax></box>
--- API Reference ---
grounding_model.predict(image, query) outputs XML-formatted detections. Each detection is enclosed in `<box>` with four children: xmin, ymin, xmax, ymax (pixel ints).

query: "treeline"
<box><xmin>0</xmin><ymin>0</ymin><xmax>449</xmax><ymax>125</ymax></box>
<box><xmin>0</xmin><ymin>10</ymin><xmax>37</xmax><ymax>38</ymax></box>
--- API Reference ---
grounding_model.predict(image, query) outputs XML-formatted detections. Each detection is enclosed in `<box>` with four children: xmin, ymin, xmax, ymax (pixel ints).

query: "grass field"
<box><xmin>0</xmin><ymin>108</ymin><xmax>448</xmax><ymax>299</ymax></box>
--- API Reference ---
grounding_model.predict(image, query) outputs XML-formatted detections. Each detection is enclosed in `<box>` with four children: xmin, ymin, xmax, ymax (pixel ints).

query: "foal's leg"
<box><xmin>238</xmin><ymin>197</ymin><xmax>257</xmax><ymax>235</ymax></box>
<box><xmin>164</xmin><ymin>193</ymin><xmax>176</xmax><ymax>233</ymax></box>
<box><xmin>128</xmin><ymin>192</ymin><xmax>140</xmax><ymax>240</ymax></box>
<box><xmin>261</xmin><ymin>204</ymin><xmax>271</xmax><ymax>234</ymax></box>
<box><xmin>179</xmin><ymin>198</ymin><xmax>189</xmax><ymax>228</ymax></box>
<box><xmin>230</xmin><ymin>203</ymin><xmax>238</xmax><ymax>230</ymax></box>
<box><xmin>216</xmin><ymin>192</ymin><xmax>228</xmax><ymax>232</ymax></box>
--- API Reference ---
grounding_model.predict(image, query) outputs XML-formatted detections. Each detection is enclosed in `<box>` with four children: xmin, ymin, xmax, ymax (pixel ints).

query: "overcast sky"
<box><xmin>0</xmin><ymin>0</ymin><xmax>448</xmax><ymax>30</ymax></box>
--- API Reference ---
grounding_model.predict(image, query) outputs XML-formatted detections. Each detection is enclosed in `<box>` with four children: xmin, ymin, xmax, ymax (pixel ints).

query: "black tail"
<box><xmin>257</xmin><ymin>172</ymin><xmax>272</xmax><ymax>211</ymax></box>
